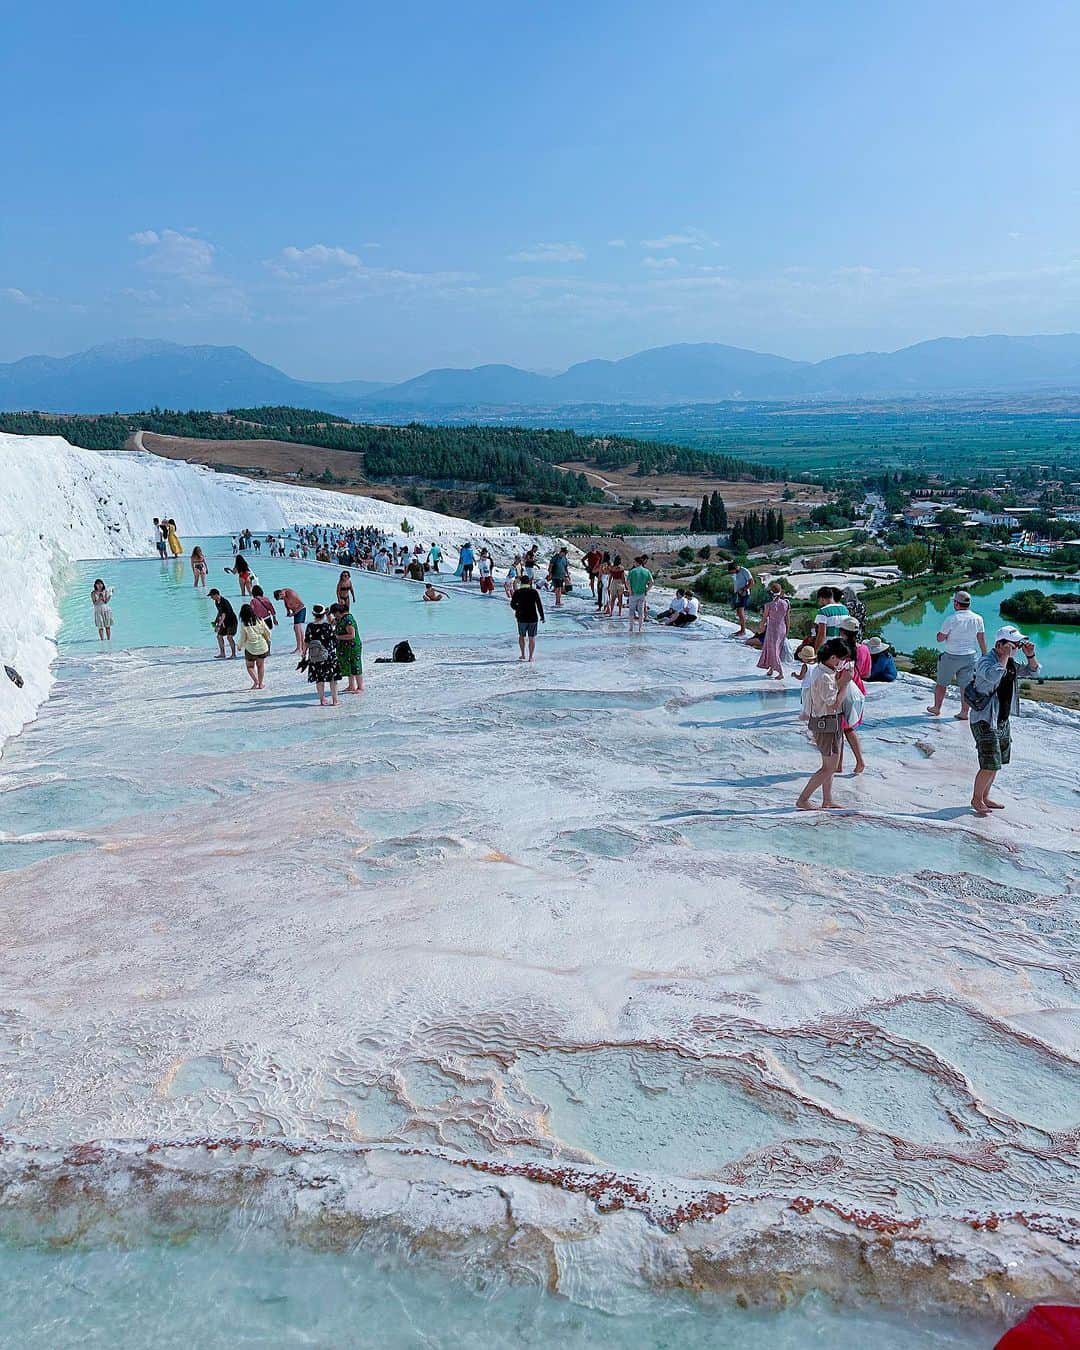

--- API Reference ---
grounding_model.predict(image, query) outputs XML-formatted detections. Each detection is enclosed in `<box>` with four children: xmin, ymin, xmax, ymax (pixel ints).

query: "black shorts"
<box><xmin>517</xmin><ymin>622</ymin><xmax>538</xmax><ymax>638</ymax></box>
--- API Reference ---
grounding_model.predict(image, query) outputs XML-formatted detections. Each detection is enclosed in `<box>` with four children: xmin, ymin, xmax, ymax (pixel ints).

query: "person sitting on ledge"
<box><xmin>866</xmin><ymin>636</ymin><xmax>897</xmax><ymax>682</ymax></box>
<box><xmin>671</xmin><ymin>591</ymin><xmax>699</xmax><ymax>627</ymax></box>
<box><xmin>655</xmin><ymin>589</ymin><xmax>687</xmax><ymax>624</ymax></box>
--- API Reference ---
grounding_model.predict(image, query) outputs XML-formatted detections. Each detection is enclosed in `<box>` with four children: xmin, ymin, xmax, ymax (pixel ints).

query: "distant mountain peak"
<box><xmin>2</xmin><ymin>333</ymin><xmax>1080</xmax><ymax>416</ymax></box>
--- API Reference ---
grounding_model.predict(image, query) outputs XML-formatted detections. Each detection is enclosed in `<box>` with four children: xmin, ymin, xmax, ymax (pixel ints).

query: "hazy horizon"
<box><xmin>4</xmin><ymin>1</ymin><xmax>1079</xmax><ymax>381</ymax></box>
<box><xmin>7</xmin><ymin>329</ymin><xmax>1080</xmax><ymax>390</ymax></box>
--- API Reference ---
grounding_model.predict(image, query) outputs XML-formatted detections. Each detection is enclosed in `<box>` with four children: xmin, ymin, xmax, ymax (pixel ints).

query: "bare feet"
<box><xmin>986</xmin><ymin>798</ymin><xmax>1006</xmax><ymax>809</ymax></box>
<box><xmin>953</xmin><ymin>713</ymin><xmax>969</xmax><ymax>721</ymax></box>
<box><xmin>853</xmin><ymin>762</ymin><xmax>866</xmax><ymax>775</ymax></box>
<box><xmin>970</xmin><ymin>800</ymin><xmax>991</xmax><ymax>816</ymax></box>
<box><xmin>796</xmin><ymin>798</ymin><xmax>818</xmax><ymax>810</ymax></box>
<box><xmin>926</xmin><ymin>706</ymin><xmax>941</xmax><ymax>716</ymax></box>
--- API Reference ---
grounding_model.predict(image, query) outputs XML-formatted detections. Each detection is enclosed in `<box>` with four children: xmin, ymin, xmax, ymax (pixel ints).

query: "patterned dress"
<box><xmin>304</xmin><ymin>620</ymin><xmax>340</xmax><ymax>683</ymax></box>
<box><xmin>334</xmin><ymin>612</ymin><xmax>363</xmax><ymax>678</ymax></box>
<box><xmin>757</xmin><ymin>596</ymin><xmax>789</xmax><ymax>671</ymax></box>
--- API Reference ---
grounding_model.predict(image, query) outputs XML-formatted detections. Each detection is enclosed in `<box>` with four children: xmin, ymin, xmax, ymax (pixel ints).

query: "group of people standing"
<box><xmin>152</xmin><ymin>517</ymin><xmax>183</xmax><ymax>558</ymax></box>
<box><xmin>134</xmin><ymin>518</ymin><xmax>1044</xmax><ymax>812</ymax></box>
<box><xmin>207</xmin><ymin>557</ymin><xmax>364</xmax><ymax>704</ymax></box>
<box><xmin>769</xmin><ymin>582</ymin><xmax>1040</xmax><ymax>817</ymax></box>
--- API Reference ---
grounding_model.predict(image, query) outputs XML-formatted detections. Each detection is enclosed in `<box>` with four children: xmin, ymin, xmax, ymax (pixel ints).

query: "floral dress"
<box><xmin>303</xmin><ymin>620</ymin><xmax>340</xmax><ymax>683</ymax></box>
<box><xmin>334</xmin><ymin>611</ymin><xmax>363</xmax><ymax>678</ymax></box>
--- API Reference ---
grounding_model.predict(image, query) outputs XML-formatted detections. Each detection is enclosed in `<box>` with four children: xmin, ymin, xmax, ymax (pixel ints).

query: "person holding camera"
<box><xmin>967</xmin><ymin>625</ymin><xmax>1040</xmax><ymax>816</ymax></box>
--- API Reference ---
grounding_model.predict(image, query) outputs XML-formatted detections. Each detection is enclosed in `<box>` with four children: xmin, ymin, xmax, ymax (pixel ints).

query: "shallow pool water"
<box><xmin>675</xmin><ymin>815</ymin><xmax>1074</xmax><ymax>894</ymax></box>
<box><xmin>0</xmin><ymin>837</ymin><xmax>90</xmax><ymax>872</ymax></box>
<box><xmin>60</xmin><ymin>537</ymin><xmax>514</xmax><ymax>649</ymax></box>
<box><xmin>0</xmin><ymin>1235</ymin><xmax>998</xmax><ymax>1349</ymax></box>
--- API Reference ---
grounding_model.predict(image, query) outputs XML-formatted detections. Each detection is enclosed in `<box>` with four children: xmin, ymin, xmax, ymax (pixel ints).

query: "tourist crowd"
<box><xmin>88</xmin><ymin>519</ymin><xmax>1045</xmax><ymax>814</ymax></box>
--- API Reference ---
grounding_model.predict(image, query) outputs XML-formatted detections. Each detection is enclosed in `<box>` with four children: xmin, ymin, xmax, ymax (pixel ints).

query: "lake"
<box><xmin>882</xmin><ymin>574</ymin><xmax>1080</xmax><ymax>677</ymax></box>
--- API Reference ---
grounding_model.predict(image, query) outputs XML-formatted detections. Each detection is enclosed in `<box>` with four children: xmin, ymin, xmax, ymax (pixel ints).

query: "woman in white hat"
<box><xmin>865</xmin><ymin>636</ymin><xmax>897</xmax><ymax>682</ymax></box>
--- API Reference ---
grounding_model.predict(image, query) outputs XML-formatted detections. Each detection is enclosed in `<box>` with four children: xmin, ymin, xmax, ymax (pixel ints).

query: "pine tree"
<box><xmin>777</xmin><ymin>510</ymin><xmax>785</xmax><ymax>541</ymax></box>
<box><xmin>689</xmin><ymin>507</ymin><xmax>701</xmax><ymax>531</ymax></box>
<box><xmin>710</xmin><ymin>490</ymin><xmax>723</xmax><ymax>532</ymax></box>
<box><xmin>700</xmin><ymin>493</ymin><xmax>712</xmax><ymax>531</ymax></box>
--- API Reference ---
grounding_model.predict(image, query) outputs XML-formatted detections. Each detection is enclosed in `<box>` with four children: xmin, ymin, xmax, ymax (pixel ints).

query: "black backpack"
<box><xmin>392</xmin><ymin>640</ymin><xmax>416</xmax><ymax>663</ymax></box>
<box><xmin>962</xmin><ymin>677</ymin><xmax>992</xmax><ymax>713</ymax></box>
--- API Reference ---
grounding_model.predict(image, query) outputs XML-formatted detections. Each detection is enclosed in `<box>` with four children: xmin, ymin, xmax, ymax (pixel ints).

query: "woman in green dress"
<box><xmin>330</xmin><ymin>603</ymin><xmax>363</xmax><ymax>694</ymax></box>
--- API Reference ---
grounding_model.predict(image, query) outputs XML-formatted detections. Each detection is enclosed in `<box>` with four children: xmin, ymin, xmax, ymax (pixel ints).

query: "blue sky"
<box><xmin>2</xmin><ymin>0</ymin><xmax>1078</xmax><ymax>380</ymax></box>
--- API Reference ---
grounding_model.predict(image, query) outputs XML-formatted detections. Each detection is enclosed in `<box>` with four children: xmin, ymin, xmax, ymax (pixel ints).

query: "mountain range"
<box><xmin>4</xmin><ymin>334</ymin><xmax>1080</xmax><ymax>415</ymax></box>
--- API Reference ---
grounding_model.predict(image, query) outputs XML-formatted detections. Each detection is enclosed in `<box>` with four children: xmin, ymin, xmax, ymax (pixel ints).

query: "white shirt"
<box><xmin>939</xmin><ymin>609</ymin><xmax>985</xmax><ymax>654</ymax></box>
<box><xmin>478</xmin><ymin>558</ymin><xmax>492</xmax><ymax>576</ymax></box>
<box><xmin>668</xmin><ymin>595</ymin><xmax>687</xmax><ymax>614</ymax></box>
<box><xmin>684</xmin><ymin>596</ymin><xmax>700</xmax><ymax>617</ymax></box>
<box><xmin>374</xmin><ymin>554</ymin><xmax>389</xmax><ymax>574</ymax></box>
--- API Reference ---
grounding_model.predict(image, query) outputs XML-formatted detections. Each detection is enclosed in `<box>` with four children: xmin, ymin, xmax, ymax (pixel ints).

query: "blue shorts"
<box><xmin>292</xmin><ymin>607</ymin><xmax>307</xmax><ymax>624</ymax></box>
<box><xmin>735</xmin><ymin>589</ymin><xmax>751</xmax><ymax>607</ymax></box>
<box><xmin>517</xmin><ymin>622</ymin><xmax>538</xmax><ymax>638</ymax></box>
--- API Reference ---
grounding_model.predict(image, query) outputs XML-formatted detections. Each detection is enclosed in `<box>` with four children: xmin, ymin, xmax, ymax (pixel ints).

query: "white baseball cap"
<box><xmin>994</xmin><ymin>625</ymin><xmax>1027</xmax><ymax>645</ymax></box>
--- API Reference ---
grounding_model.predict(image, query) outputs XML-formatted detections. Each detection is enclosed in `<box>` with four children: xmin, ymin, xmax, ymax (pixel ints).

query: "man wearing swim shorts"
<box><xmin>274</xmin><ymin>587</ymin><xmax>306</xmax><ymax>654</ymax></box>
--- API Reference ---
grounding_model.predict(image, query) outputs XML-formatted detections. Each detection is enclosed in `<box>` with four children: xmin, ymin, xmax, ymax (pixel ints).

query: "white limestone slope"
<box><xmin>0</xmin><ymin>433</ymin><xmax>537</xmax><ymax>746</ymax></box>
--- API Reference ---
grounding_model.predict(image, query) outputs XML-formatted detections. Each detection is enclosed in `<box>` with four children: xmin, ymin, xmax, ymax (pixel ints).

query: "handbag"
<box><xmin>809</xmin><ymin>713</ymin><xmax>841</xmax><ymax>734</ymax></box>
<box><xmin>963</xmin><ymin>677</ymin><xmax>993</xmax><ymax>712</ymax></box>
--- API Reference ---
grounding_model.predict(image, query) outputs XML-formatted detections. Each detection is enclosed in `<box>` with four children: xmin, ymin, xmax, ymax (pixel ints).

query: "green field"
<box><xmin>439</xmin><ymin>399</ymin><xmax>1080</xmax><ymax>477</ymax></box>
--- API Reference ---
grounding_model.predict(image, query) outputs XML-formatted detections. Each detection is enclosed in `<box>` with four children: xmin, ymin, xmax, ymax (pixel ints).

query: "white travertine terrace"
<box><xmin>0</xmin><ymin>432</ymin><xmax>1077</xmax><ymax>1321</ymax></box>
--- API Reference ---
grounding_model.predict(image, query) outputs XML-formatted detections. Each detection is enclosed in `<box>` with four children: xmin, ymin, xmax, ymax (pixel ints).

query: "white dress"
<box><xmin>92</xmin><ymin>588</ymin><xmax>114</xmax><ymax>631</ymax></box>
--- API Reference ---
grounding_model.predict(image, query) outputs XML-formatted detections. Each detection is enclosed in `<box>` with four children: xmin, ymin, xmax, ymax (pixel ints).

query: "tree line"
<box><xmin>0</xmin><ymin>406</ymin><xmax>784</xmax><ymax>505</ymax></box>
<box><xmin>730</xmin><ymin>508</ymin><xmax>785</xmax><ymax>548</ymax></box>
<box><xmin>689</xmin><ymin>491</ymin><xmax>729</xmax><ymax>532</ymax></box>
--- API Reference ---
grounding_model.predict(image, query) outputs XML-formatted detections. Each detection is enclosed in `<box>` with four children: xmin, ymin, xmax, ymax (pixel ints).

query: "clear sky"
<box><xmin>2</xmin><ymin>0</ymin><xmax>1078</xmax><ymax>380</ymax></box>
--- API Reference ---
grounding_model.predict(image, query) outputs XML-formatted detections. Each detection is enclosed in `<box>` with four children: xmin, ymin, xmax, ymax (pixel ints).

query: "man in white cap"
<box><xmin>968</xmin><ymin>625</ymin><xmax>1040</xmax><ymax>816</ymax></box>
<box><xmin>927</xmin><ymin>589</ymin><xmax>986</xmax><ymax>720</ymax></box>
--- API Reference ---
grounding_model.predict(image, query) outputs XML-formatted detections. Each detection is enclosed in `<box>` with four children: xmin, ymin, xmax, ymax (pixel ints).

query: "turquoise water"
<box><xmin>676</xmin><ymin>815</ymin><xmax>1074</xmax><ymax>894</ymax></box>
<box><xmin>0</xmin><ymin>1236</ymin><xmax>997</xmax><ymax>1349</ymax></box>
<box><xmin>60</xmin><ymin>536</ymin><xmax>512</xmax><ymax>649</ymax></box>
<box><xmin>882</xmin><ymin>575</ymin><xmax>1080</xmax><ymax>676</ymax></box>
